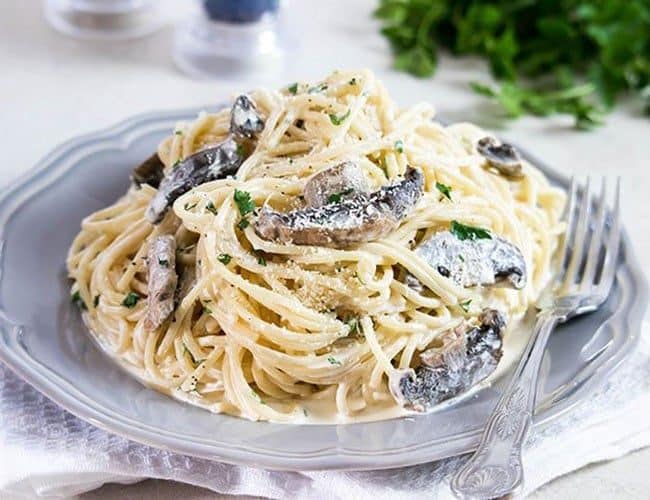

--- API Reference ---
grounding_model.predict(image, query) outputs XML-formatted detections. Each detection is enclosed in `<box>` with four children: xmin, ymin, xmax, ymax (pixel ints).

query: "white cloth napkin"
<box><xmin>1</xmin><ymin>324</ymin><xmax>649</xmax><ymax>500</ymax></box>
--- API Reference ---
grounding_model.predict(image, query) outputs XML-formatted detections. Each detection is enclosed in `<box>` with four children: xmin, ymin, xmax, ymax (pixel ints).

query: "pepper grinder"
<box><xmin>44</xmin><ymin>0</ymin><xmax>174</xmax><ymax>40</ymax></box>
<box><xmin>173</xmin><ymin>0</ymin><xmax>287</xmax><ymax>79</ymax></box>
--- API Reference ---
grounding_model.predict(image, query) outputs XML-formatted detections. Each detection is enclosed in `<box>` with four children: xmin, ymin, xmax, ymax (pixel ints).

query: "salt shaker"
<box><xmin>43</xmin><ymin>0</ymin><xmax>173</xmax><ymax>40</ymax></box>
<box><xmin>173</xmin><ymin>0</ymin><xmax>287</xmax><ymax>79</ymax></box>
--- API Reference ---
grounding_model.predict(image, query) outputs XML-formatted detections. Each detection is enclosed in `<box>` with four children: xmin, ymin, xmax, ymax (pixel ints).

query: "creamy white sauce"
<box><xmin>85</xmin><ymin>311</ymin><xmax>535</xmax><ymax>425</ymax></box>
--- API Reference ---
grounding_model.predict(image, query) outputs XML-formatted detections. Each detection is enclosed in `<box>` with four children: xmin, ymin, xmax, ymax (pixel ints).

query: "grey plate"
<box><xmin>0</xmin><ymin>107</ymin><xmax>647</xmax><ymax>471</ymax></box>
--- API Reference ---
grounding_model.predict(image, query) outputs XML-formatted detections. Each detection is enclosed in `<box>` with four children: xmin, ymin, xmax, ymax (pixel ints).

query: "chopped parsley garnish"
<box><xmin>202</xmin><ymin>303</ymin><xmax>213</xmax><ymax>315</ymax></box>
<box><xmin>183</xmin><ymin>344</ymin><xmax>199</xmax><ymax>366</ymax></box>
<box><xmin>237</xmin><ymin>218</ymin><xmax>250</xmax><ymax>230</ymax></box>
<box><xmin>233</xmin><ymin>189</ymin><xmax>255</xmax><ymax>216</ymax></box>
<box><xmin>327</xmin><ymin>356</ymin><xmax>342</xmax><ymax>366</ymax></box>
<box><xmin>122</xmin><ymin>292</ymin><xmax>140</xmax><ymax>308</ymax></box>
<box><xmin>93</xmin><ymin>295</ymin><xmax>100</xmax><ymax>308</ymax></box>
<box><xmin>450</xmin><ymin>220</ymin><xmax>491</xmax><ymax>241</ymax></box>
<box><xmin>459</xmin><ymin>299</ymin><xmax>472</xmax><ymax>313</ymax></box>
<box><xmin>236</xmin><ymin>144</ymin><xmax>245</xmax><ymax>157</ymax></box>
<box><xmin>288</xmin><ymin>82</ymin><xmax>299</xmax><ymax>95</ymax></box>
<box><xmin>158</xmin><ymin>258</ymin><xmax>169</xmax><ymax>267</ymax></box>
<box><xmin>308</xmin><ymin>83</ymin><xmax>328</xmax><ymax>94</ymax></box>
<box><xmin>328</xmin><ymin>109</ymin><xmax>351</xmax><ymax>126</ymax></box>
<box><xmin>327</xmin><ymin>188</ymin><xmax>354</xmax><ymax>204</ymax></box>
<box><xmin>251</xmin><ymin>389</ymin><xmax>268</xmax><ymax>405</ymax></box>
<box><xmin>347</xmin><ymin>318</ymin><xmax>359</xmax><ymax>335</ymax></box>
<box><xmin>394</xmin><ymin>139</ymin><xmax>404</xmax><ymax>153</ymax></box>
<box><xmin>174</xmin><ymin>130</ymin><xmax>183</xmax><ymax>135</ymax></box>
<box><xmin>436</xmin><ymin>182</ymin><xmax>452</xmax><ymax>201</ymax></box>
<box><xmin>256</xmin><ymin>252</ymin><xmax>267</xmax><ymax>266</ymax></box>
<box><xmin>218</xmin><ymin>253</ymin><xmax>232</xmax><ymax>265</ymax></box>
<box><xmin>205</xmin><ymin>201</ymin><xmax>218</xmax><ymax>215</ymax></box>
<box><xmin>172</xmin><ymin>158</ymin><xmax>182</xmax><ymax>167</ymax></box>
<box><xmin>71</xmin><ymin>290</ymin><xmax>87</xmax><ymax>311</ymax></box>
<box><xmin>349</xmin><ymin>77</ymin><xmax>357</xmax><ymax>86</ymax></box>
<box><xmin>184</xmin><ymin>202</ymin><xmax>197</xmax><ymax>211</ymax></box>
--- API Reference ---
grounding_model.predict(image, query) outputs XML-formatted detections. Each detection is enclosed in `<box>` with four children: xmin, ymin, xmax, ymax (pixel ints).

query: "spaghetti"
<box><xmin>67</xmin><ymin>69</ymin><xmax>565</xmax><ymax>423</ymax></box>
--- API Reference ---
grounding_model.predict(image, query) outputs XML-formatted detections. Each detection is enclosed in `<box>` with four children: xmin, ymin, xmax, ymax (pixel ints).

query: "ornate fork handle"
<box><xmin>451</xmin><ymin>313</ymin><xmax>559</xmax><ymax>499</ymax></box>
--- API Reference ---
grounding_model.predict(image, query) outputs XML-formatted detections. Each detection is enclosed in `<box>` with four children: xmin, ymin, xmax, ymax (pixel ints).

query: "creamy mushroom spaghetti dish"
<box><xmin>67</xmin><ymin>70</ymin><xmax>565</xmax><ymax>423</ymax></box>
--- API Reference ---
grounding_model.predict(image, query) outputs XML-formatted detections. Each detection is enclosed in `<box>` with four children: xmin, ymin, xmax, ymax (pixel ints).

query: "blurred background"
<box><xmin>1</xmin><ymin>1</ymin><xmax>649</xmax><ymax>497</ymax></box>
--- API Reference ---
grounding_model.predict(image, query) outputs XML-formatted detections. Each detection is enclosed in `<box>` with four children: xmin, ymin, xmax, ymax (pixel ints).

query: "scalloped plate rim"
<box><xmin>0</xmin><ymin>106</ymin><xmax>646</xmax><ymax>471</ymax></box>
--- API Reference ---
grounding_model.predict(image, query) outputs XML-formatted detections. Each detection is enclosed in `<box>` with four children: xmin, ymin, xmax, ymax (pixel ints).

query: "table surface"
<box><xmin>2</xmin><ymin>1</ymin><xmax>649</xmax><ymax>498</ymax></box>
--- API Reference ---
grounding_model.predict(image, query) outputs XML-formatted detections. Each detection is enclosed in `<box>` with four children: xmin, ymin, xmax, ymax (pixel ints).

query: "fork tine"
<box><xmin>556</xmin><ymin>178</ymin><xmax>578</xmax><ymax>283</ymax></box>
<box><xmin>580</xmin><ymin>178</ymin><xmax>607</xmax><ymax>288</ymax></box>
<box><xmin>595</xmin><ymin>178</ymin><xmax>621</xmax><ymax>301</ymax></box>
<box><xmin>562</xmin><ymin>178</ymin><xmax>591</xmax><ymax>290</ymax></box>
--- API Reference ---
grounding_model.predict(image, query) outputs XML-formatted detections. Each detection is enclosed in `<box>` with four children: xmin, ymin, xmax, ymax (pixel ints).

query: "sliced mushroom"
<box><xmin>476</xmin><ymin>136</ymin><xmax>523</xmax><ymax>178</ymax></box>
<box><xmin>145</xmin><ymin>138</ymin><xmax>242</xmax><ymax>224</ymax></box>
<box><xmin>145</xmin><ymin>95</ymin><xmax>266</xmax><ymax>224</ymax></box>
<box><xmin>303</xmin><ymin>161</ymin><xmax>369</xmax><ymax>208</ymax></box>
<box><xmin>415</xmin><ymin>231</ymin><xmax>527</xmax><ymax>289</ymax></box>
<box><xmin>144</xmin><ymin>235</ymin><xmax>178</xmax><ymax>331</ymax></box>
<box><xmin>255</xmin><ymin>166</ymin><xmax>423</xmax><ymax>248</ymax></box>
<box><xmin>131</xmin><ymin>153</ymin><xmax>165</xmax><ymax>189</ymax></box>
<box><xmin>390</xmin><ymin>308</ymin><xmax>505</xmax><ymax>411</ymax></box>
<box><xmin>230</xmin><ymin>94</ymin><xmax>265</xmax><ymax>140</ymax></box>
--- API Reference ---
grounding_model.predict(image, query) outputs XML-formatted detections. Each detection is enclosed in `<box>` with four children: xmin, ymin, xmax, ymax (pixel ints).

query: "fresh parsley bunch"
<box><xmin>375</xmin><ymin>0</ymin><xmax>649</xmax><ymax>129</ymax></box>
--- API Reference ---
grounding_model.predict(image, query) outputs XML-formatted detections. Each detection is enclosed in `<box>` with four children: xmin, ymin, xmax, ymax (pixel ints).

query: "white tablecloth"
<box><xmin>1</xmin><ymin>1</ymin><xmax>649</xmax><ymax>498</ymax></box>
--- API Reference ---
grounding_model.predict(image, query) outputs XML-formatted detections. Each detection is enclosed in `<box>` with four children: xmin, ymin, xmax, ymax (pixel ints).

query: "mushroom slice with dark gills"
<box><xmin>145</xmin><ymin>95</ymin><xmax>266</xmax><ymax>224</ymax></box>
<box><xmin>131</xmin><ymin>153</ymin><xmax>165</xmax><ymax>189</ymax></box>
<box><xmin>391</xmin><ymin>308</ymin><xmax>505</xmax><ymax>411</ymax></box>
<box><xmin>415</xmin><ymin>231</ymin><xmax>527</xmax><ymax>289</ymax></box>
<box><xmin>145</xmin><ymin>138</ymin><xmax>242</xmax><ymax>223</ymax></box>
<box><xmin>476</xmin><ymin>136</ymin><xmax>523</xmax><ymax>178</ymax></box>
<box><xmin>230</xmin><ymin>94</ymin><xmax>265</xmax><ymax>140</ymax></box>
<box><xmin>255</xmin><ymin>166</ymin><xmax>424</xmax><ymax>248</ymax></box>
<box><xmin>303</xmin><ymin>161</ymin><xmax>369</xmax><ymax>208</ymax></box>
<box><xmin>144</xmin><ymin>235</ymin><xmax>178</xmax><ymax>331</ymax></box>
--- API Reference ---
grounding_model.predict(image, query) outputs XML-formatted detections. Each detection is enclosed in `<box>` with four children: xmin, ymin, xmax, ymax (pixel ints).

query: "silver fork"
<box><xmin>451</xmin><ymin>177</ymin><xmax>621</xmax><ymax>499</ymax></box>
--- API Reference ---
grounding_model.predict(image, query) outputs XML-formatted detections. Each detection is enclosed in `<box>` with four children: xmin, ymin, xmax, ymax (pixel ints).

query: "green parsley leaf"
<box><xmin>218</xmin><ymin>253</ymin><xmax>232</xmax><ymax>265</ymax></box>
<box><xmin>450</xmin><ymin>220</ymin><xmax>491</xmax><ymax>241</ymax></box>
<box><xmin>459</xmin><ymin>299</ymin><xmax>472</xmax><ymax>313</ymax></box>
<box><xmin>184</xmin><ymin>202</ymin><xmax>197</xmax><ymax>211</ymax></box>
<box><xmin>436</xmin><ymin>181</ymin><xmax>452</xmax><ymax>201</ymax></box>
<box><xmin>122</xmin><ymin>292</ymin><xmax>140</xmax><ymax>308</ymax></box>
<box><xmin>250</xmin><ymin>389</ymin><xmax>267</xmax><ymax>405</ymax></box>
<box><xmin>374</xmin><ymin>0</ymin><xmax>650</xmax><ymax>128</ymax></box>
<box><xmin>394</xmin><ymin>139</ymin><xmax>404</xmax><ymax>153</ymax></box>
<box><xmin>183</xmin><ymin>344</ymin><xmax>198</xmax><ymax>366</ymax></box>
<box><xmin>327</xmin><ymin>188</ymin><xmax>354</xmax><ymax>204</ymax></box>
<box><xmin>347</xmin><ymin>318</ymin><xmax>359</xmax><ymax>335</ymax></box>
<box><xmin>328</xmin><ymin>109</ymin><xmax>351</xmax><ymax>126</ymax></box>
<box><xmin>327</xmin><ymin>356</ymin><xmax>342</xmax><ymax>366</ymax></box>
<box><xmin>174</xmin><ymin>130</ymin><xmax>183</xmax><ymax>135</ymax></box>
<box><xmin>205</xmin><ymin>201</ymin><xmax>218</xmax><ymax>215</ymax></box>
<box><xmin>71</xmin><ymin>290</ymin><xmax>87</xmax><ymax>311</ymax></box>
<box><xmin>233</xmin><ymin>189</ymin><xmax>255</xmax><ymax>216</ymax></box>
<box><xmin>158</xmin><ymin>258</ymin><xmax>169</xmax><ymax>267</ymax></box>
<box><xmin>288</xmin><ymin>82</ymin><xmax>299</xmax><ymax>95</ymax></box>
<box><xmin>256</xmin><ymin>252</ymin><xmax>267</xmax><ymax>266</ymax></box>
<box><xmin>237</xmin><ymin>218</ymin><xmax>250</xmax><ymax>230</ymax></box>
